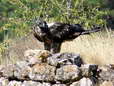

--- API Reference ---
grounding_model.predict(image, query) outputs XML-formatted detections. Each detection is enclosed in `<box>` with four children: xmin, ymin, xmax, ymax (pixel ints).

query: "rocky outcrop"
<box><xmin>0</xmin><ymin>49</ymin><xmax>114</xmax><ymax>86</ymax></box>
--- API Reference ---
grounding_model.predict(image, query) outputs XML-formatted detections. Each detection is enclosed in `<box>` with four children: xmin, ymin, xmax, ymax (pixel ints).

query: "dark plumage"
<box><xmin>33</xmin><ymin>19</ymin><xmax>100</xmax><ymax>53</ymax></box>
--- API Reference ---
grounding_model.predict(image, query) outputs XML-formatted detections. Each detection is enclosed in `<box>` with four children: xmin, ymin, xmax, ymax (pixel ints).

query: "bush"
<box><xmin>0</xmin><ymin>0</ymin><xmax>109</xmax><ymax>58</ymax></box>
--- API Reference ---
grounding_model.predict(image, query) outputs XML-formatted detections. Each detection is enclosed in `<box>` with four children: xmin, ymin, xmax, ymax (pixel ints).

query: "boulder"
<box><xmin>14</xmin><ymin>61</ymin><xmax>32</xmax><ymax>80</ymax></box>
<box><xmin>47</xmin><ymin>53</ymin><xmax>83</xmax><ymax>67</ymax></box>
<box><xmin>55</xmin><ymin>65</ymin><xmax>81</xmax><ymax>81</ymax></box>
<box><xmin>29</xmin><ymin>63</ymin><xmax>56</xmax><ymax>81</ymax></box>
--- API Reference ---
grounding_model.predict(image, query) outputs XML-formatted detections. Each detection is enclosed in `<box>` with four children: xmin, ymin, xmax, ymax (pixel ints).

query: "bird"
<box><xmin>33</xmin><ymin>19</ymin><xmax>101</xmax><ymax>53</ymax></box>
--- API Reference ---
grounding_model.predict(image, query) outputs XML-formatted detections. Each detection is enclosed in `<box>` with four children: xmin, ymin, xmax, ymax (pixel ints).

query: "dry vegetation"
<box><xmin>61</xmin><ymin>30</ymin><xmax>114</xmax><ymax>65</ymax></box>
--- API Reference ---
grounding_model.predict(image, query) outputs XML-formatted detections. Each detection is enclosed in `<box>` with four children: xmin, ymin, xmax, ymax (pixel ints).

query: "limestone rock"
<box><xmin>29</xmin><ymin>63</ymin><xmax>56</xmax><ymax>81</ymax></box>
<box><xmin>52</xmin><ymin>84</ymin><xmax>66</xmax><ymax>86</ymax></box>
<box><xmin>0</xmin><ymin>77</ymin><xmax>9</xmax><ymax>86</ymax></box>
<box><xmin>22</xmin><ymin>81</ymin><xmax>39</xmax><ymax>86</ymax></box>
<box><xmin>55</xmin><ymin>65</ymin><xmax>81</xmax><ymax>81</ymax></box>
<box><xmin>79</xmin><ymin>78</ymin><xmax>93</xmax><ymax>86</ymax></box>
<box><xmin>22</xmin><ymin>81</ymin><xmax>51</xmax><ymax>86</ymax></box>
<box><xmin>70</xmin><ymin>78</ymin><xmax>94</xmax><ymax>86</ymax></box>
<box><xmin>47</xmin><ymin>53</ymin><xmax>83</xmax><ymax>67</ymax></box>
<box><xmin>81</xmin><ymin>64</ymin><xmax>98</xmax><ymax>77</ymax></box>
<box><xmin>41</xmin><ymin>82</ymin><xmax>51</xmax><ymax>86</ymax></box>
<box><xmin>99</xmin><ymin>65</ymin><xmax>114</xmax><ymax>85</ymax></box>
<box><xmin>70</xmin><ymin>81</ymin><xmax>80</xmax><ymax>86</ymax></box>
<box><xmin>1</xmin><ymin>64</ymin><xmax>16</xmax><ymax>77</ymax></box>
<box><xmin>24</xmin><ymin>49</ymin><xmax>52</xmax><ymax>63</ymax></box>
<box><xmin>14</xmin><ymin>61</ymin><xmax>32</xmax><ymax>80</ymax></box>
<box><xmin>100</xmin><ymin>81</ymin><xmax>113</xmax><ymax>86</ymax></box>
<box><xmin>8</xmin><ymin>81</ymin><xmax>22</xmax><ymax>86</ymax></box>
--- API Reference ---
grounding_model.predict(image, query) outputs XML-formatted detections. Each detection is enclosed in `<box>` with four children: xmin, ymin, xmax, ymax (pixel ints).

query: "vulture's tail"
<box><xmin>81</xmin><ymin>27</ymin><xmax>101</xmax><ymax>35</ymax></box>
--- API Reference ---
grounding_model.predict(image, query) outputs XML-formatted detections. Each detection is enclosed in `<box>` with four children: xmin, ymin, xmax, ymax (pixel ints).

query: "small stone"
<box><xmin>52</xmin><ymin>84</ymin><xmax>66</xmax><ymax>86</ymax></box>
<box><xmin>24</xmin><ymin>49</ymin><xmax>52</xmax><ymax>63</ymax></box>
<box><xmin>0</xmin><ymin>77</ymin><xmax>9</xmax><ymax>86</ymax></box>
<box><xmin>55</xmin><ymin>65</ymin><xmax>81</xmax><ymax>81</ymax></box>
<box><xmin>70</xmin><ymin>78</ymin><xmax>94</xmax><ymax>86</ymax></box>
<box><xmin>22</xmin><ymin>81</ymin><xmax>51</xmax><ymax>86</ymax></box>
<box><xmin>8</xmin><ymin>81</ymin><xmax>22</xmax><ymax>86</ymax></box>
<box><xmin>80</xmin><ymin>78</ymin><xmax>93</xmax><ymax>86</ymax></box>
<box><xmin>70</xmin><ymin>81</ymin><xmax>80</xmax><ymax>86</ymax></box>
<box><xmin>15</xmin><ymin>61</ymin><xmax>29</xmax><ymax>68</ymax></box>
<box><xmin>42</xmin><ymin>82</ymin><xmax>51</xmax><ymax>86</ymax></box>
<box><xmin>22</xmin><ymin>81</ymin><xmax>41</xmax><ymax>86</ymax></box>
<box><xmin>27</xmin><ymin>57</ymin><xmax>39</xmax><ymax>66</ymax></box>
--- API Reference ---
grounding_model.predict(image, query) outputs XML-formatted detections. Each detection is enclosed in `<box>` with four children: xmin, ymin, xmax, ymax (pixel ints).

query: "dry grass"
<box><xmin>99</xmin><ymin>81</ymin><xmax>113</xmax><ymax>86</ymax></box>
<box><xmin>61</xmin><ymin>30</ymin><xmax>114</xmax><ymax>65</ymax></box>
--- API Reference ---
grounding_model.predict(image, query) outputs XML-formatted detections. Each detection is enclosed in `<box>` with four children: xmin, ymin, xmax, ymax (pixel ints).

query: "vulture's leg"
<box><xmin>50</xmin><ymin>42</ymin><xmax>62</xmax><ymax>53</ymax></box>
<box><xmin>44</xmin><ymin>42</ymin><xmax>51</xmax><ymax>51</ymax></box>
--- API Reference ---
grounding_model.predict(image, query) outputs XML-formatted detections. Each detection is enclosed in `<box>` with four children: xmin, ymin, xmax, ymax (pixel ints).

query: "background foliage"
<box><xmin>0</xmin><ymin>0</ymin><xmax>114</xmax><ymax>56</ymax></box>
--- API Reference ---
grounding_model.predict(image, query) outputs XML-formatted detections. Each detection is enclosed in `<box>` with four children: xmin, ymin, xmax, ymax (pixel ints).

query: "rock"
<box><xmin>52</xmin><ymin>84</ymin><xmax>66</xmax><ymax>86</ymax></box>
<box><xmin>1</xmin><ymin>64</ymin><xmax>16</xmax><ymax>77</ymax></box>
<box><xmin>0</xmin><ymin>77</ymin><xmax>9</xmax><ymax>86</ymax></box>
<box><xmin>79</xmin><ymin>78</ymin><xmax>93</xmax><ymax>86</ymax></box>
<box><xmin>14</xmin><ymin>61</ymin><xmax>32</xmax><ymax>80</ymax></box>
<box><xmin>29</xmin><ymin>63</ymin><xmax>56</xmax><ymax>81</ymax></box>
<box><xmin>81</xmin><ymin>64</ymin><xmax>99</xmax><ymax>84</ymax></box>
<box><xmin>41</xmin><ymin>82</ymin><xmax>51</xmax><ymax>86</ymax></box>
<box><xmin>23</xmin><ymin>81</ymin><xmax>51</xmax><ymax>86</ymax></box>
<box><xmin>55</xmin><ymin>65</ymin><xmax>81</xmax><ymax>81</ymax></box>
<box><xmin>24</xmin><ymin>49</ymin><xmax>52</xmax><ymax>63</ymax></box>
<box><xmin>47</xmin><ymin>53</ymin><xmax>83</xmax><ymax>67</ymax></box>
<box><xmin>22</xmin><ymin>81</ymin><xmax>39</xmax><ymax>86</ymax></box>
<box><xmin>22</xmin><ymin>81</ymin><xmax>51</xmax><ymax>86</ymax></box>
<box><xmin>99</xmin><ymin>65</ymin><xmax>114</xmax><ymax>85</ymax></box>
<box><xmin>8</xmin><ymin>81</ymin><xmax>22</xmax><ymax>86</ymax></box>
<box><xmin>70</xmin><ymin>78</ymin><xmax>94</xmax><ymax>86</ymax></box>
<box><xmin>27</xmin><ymin>57</ymin><xmax>39</xmax><ymax>66</ymax></box>
<box><xmin>81</xmin><ymin>64</ymin><xmax>98</xmax><ymax>77</ymax></box>
<box><xmin>70</xmin><ymin>81</ymin><xmax>80</xmax><ymax>86</ymax></box>
<box><xmin>100</xmin><ymin>81</ymin><xmax>113</xmax><ymax>86</ymax></box>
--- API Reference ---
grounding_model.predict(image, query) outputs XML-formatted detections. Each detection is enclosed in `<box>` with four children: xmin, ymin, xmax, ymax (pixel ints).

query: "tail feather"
<box><xmin>81</xmin><ymin>27</ymin><xmax>101</xmax><ymax>35</ymax></box>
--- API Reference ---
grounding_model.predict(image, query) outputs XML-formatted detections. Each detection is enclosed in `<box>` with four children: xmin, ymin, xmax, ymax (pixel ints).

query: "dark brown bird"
<box><xmin>33</xmin><ymin>19</ymin><xmax>100</xmax><ymax>53</ymax></box>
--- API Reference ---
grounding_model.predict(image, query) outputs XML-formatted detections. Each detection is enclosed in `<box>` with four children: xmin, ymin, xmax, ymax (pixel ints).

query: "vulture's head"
<box><xmin>35</xmin><ymin>18</ymin><xmax>48</xmax><ymax>29</ymax></box>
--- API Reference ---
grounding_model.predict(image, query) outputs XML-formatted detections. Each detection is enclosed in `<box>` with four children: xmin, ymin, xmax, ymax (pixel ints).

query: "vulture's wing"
<box><xmin>48</xmin><ymin>22</ymin><xmax>71</xmax><ymax>40</ymax></box>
